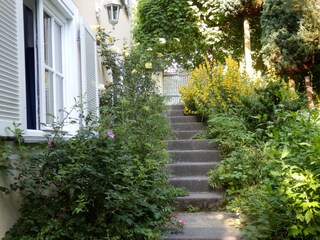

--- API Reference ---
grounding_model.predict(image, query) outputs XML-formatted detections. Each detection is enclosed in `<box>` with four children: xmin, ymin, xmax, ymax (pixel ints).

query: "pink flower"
<box><xmin>47</xmin><ymin>140</ymin><xmax>53</xmax><ymax>148</ymax></box>
<box><xmin>178</xmin><ymin>219</ymin><xmax>185</xmax><ymax>226</ymax></box>
<box><xmin>107</xmin><ymin>130</ymin><xmax>115</xmax><ymax>139</ymax></box>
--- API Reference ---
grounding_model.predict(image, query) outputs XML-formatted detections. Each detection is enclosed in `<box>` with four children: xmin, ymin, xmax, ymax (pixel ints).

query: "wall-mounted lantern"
<box><xmin>104</xmin><ymin>0</ymin><xmax>122</xmax><ymax>26</ymax></box>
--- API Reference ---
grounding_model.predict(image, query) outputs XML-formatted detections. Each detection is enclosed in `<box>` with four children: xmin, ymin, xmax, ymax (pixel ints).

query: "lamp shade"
<box><xmin>104</xmin><ymin>0</ymin><xmax>122</xmax><ymax>26</ymax></box>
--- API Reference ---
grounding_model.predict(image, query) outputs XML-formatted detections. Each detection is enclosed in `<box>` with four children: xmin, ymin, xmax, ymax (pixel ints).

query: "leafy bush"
<box><xmin>178</xmin><ymin>56</ymin><xmax>320</xmax><ymax>238</ymax></box>
<box><xmin>207</xmin><ymin>113</ymin><xmax>268</xmax><ymax>195</ymax></box>
<box><xmin>264</xmin><ymin>110</ymin><xmax>320</xmax><ymax>238</ymax></box>
<box><xmin>229</xmin><ymin>186</ymin><xmax>290</xmax><ymax>239</ymax></box>
<box><xmin>179</xmin><ymin>56</ymin><xmax>253</xmax><ymax>116</ymax></box>
<box><xmin>4</xmin><ymin>97</ymin><xmax>176</xmax><ymax>240</ymax></box>
<box><xmin>238</xmin><ymin>81</ymin><xmax>305</xmax><ymax>131</ymax></box>
<box><xmin>3</xmin><ymin>28</ymin><xmax>177</xmax><ymax>240</ymax></box>
<box><xmin>207</xmin><ymin>106</ymin><xmax>320</xmax><ymax>239</ymax></box>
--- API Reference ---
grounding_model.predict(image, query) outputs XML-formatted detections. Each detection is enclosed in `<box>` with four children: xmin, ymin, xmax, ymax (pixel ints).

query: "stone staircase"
<box><xmin>166</xmin><ymin>105</ymin><xmax>222</xmax><ymax>211</ymax></box>
<box><xmin>165</xmin><ymin>105</ymin><xmax>242</xmax><ymax>240</ymax></box>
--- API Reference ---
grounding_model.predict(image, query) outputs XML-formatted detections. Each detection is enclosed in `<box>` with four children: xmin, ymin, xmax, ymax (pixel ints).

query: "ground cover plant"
<box><xmin>1</xmin><ymin>29</ymin><xmax>178</xmax><ymax>240</ymax></box>
<box><xmin>179</xmin><ymin>59</ymin><xmax>320</xmax><ymax>239</ymax></box>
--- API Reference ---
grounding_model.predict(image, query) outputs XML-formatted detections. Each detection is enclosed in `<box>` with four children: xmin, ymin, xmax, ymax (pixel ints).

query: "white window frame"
<box><xmin>39</xmin><ymin>1</ymin><xmax>67</xmax><ymax>129</ymax></box>
<box><xmin>23</xmin><ymin>0</ymin><xmax>79</xmax><ymax>141</ymax></box>
<box><xmin>0</xmin><ymin>0</ymin><xmax>99</xmax><ymax>142</ymax></box>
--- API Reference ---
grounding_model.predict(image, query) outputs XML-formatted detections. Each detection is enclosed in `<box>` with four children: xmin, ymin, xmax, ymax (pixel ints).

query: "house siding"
<box><xmin>0</xmin><ymin>0</ymin><xmax>132</xmax><ymax>238</ymax></box>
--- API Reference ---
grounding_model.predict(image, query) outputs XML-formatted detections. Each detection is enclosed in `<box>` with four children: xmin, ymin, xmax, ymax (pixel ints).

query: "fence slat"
<box><xmin>163</xmin><ymin>73</ymin><xmax>189</xmax><ymax>105</ymax></box>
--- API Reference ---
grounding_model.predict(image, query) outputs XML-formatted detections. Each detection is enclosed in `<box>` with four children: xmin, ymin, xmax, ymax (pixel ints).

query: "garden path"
<box><xmin>165</xmin><ymin>105</ymin><xmax>242</xmax><ymax>240</ymax></box>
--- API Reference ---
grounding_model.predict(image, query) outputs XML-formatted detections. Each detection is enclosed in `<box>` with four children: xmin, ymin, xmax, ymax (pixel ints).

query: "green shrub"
<box><xmin>229</xmin><ymin>110</ymin><xmax>320</xmax><ymax>239</ymax></box>
<box><xmin>3</xmin><ymin>28</ymin><xmax>176</xmax><ymax>240</ymax></box>
<box><xmin>263</xmin><ymin>110</ymin><xmax>320</xmax><ymax>238</ymax></box>
<box><xmin>238</xmin><ymin>81</ymin><xmax>306</xmax><ymax>131</ymax></box>
<box><xmin>207</xmin><ymin>113</ymin><xmax>267</xmax><ymax>195</ymax></box>
<box><xmin>179</xmin><ymin>56</ymin><xmax>253</xmax><ymax>116</ymax></box>
<box><xmin>4</xmin><ymin>95</ymin><xmax>175</xmax><ymax>240</ymax></box>
<box><xmin>197</xmin><ymin>71</ymin><xmax>318</xmax><ymax>238</ymax></box>
<box><xmin>229</xmin><ymin>186</ymin><xmax>290</xmax><ymax>239</ymax></box>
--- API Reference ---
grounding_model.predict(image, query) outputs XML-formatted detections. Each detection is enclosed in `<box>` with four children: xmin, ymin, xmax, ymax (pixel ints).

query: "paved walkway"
<box><xmin>166</xmin><ymin>212</ymin><xmax>242</xmax><ymax>240</ymax></box>
<box><xmin>166</xmin><ymin>105</ymin><xmax>242</xmax><ymax>240</ymax></box>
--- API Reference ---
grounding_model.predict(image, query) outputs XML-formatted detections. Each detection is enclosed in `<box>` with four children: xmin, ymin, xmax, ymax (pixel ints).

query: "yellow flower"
<box><xmin>145</xmin><ymin>62</ymin><xmax>153</xmax><ymax>69</ymax></box>
<box><xmin>107</xmin><ymin>36</ymin><xmax>116</xmax><ymax>43</ymax></box>
<box><xmin>91</xmin><ymin>25</ymin><xmax>102</xmax><ymax>33</ymax></box>
<box><xmin>159</xmin><ymin>38</ymin><xmax>166</xmax><ymax>44</ymax></box>
<box><xmin>98</xmin><ymin>84</ymin><xmax>105</xmax><ymax>91</ymax></box>
<box><xmin>108</xmin><ymin>46</ymin><xmax>120</xmax><ymax>54</ymax></box>
<box><xmin>122</xmin><ymin>50</ymin><xmax>129</xmax><ymax>57</ymax></box>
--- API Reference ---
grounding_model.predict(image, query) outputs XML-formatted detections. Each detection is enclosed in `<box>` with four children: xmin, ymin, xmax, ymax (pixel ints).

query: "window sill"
<box><xmin>23</xmin><ymin>130</ymin><xmax>72</xmax><ymax>143</ymax></box>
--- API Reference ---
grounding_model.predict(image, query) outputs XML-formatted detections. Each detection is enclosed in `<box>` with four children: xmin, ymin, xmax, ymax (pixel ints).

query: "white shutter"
<box><xmin>79</xmin><ymin>18</ymin><xmax>99</xmax><ymax>118</ymax></box>
<box><xmin>0</xmin><ymin>0</ymin><xmax>25</xmax><ymax>136</ymax></box>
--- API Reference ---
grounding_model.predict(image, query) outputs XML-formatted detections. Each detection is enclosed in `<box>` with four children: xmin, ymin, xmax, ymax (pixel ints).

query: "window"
<box><xmin>43</xmin><ymin>11</ymin><xmax>64</xmax><ymax>125</ymax></box>
<box><xmin>0</xmin><ymin>0</ymin><xmax>98</xmax><ymax>139</ymax></box>
<box><xmin>23</xmin><ymin>0</ymin><xmax>67</xmax><ymax>129</ymax></box>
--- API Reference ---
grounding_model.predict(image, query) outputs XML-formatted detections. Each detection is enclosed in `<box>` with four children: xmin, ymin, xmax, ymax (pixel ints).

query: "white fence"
<box><xmin>163</xmin><ymin>72</ymin><xmax>189</xmax><ymax>105</ymax></box>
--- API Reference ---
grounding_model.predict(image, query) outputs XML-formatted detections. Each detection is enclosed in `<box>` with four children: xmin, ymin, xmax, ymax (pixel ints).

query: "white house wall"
<box><xmin>74</xmin><ymin>0</ymin><xmax>132</xmax><ymax>84</ymax></box>
<box><xmin>0</xmin><ymin>0</ymin><xmax>132</xmax><ymax>238</ymax></box>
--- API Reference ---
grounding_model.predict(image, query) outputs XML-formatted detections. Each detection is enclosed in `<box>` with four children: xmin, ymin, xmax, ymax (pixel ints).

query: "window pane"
<box><xmin>54</xmin><ymin>21</ymin><xmax>62</xmax><ymax>73</ymax></box>
<box><xmin>56</xmin><ymin>75</ymin><xmax>64</xmax><ymax>122</ymax></box>
<box><xmin>43</xmin><ymin>12</ymin><xmax>52</xmax><ymax>67</ymax></box>
<box><xmin>45</xmin><ymin>70</ymin><xmax>54</xmax><ymax>124</ymax></box>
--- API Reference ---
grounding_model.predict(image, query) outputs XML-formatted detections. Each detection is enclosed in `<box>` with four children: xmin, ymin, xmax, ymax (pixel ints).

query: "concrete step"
<box><xmin>174</xmin><ymin>192</ymin><xmax>223</xmax><ymax>211</ymax></box>
<box><xmin>169</xmin><ymin>176</ymin><xmax>212</xmax><ymax>192</ymax></box>
<box><xmin>168</xmin><ymin>162</ymin><xmax>218</xmax><ymax>177</ymax></box>
<box><xmin>169</xmin><ymin>105</ymin><xmax>185</xmax><ymax>111</ymax></box>
<box><xmin>167</xmin><ymin>110</ymin><xmax>186</xmax><ymax>117</ymax></box>
<box><xmin>173</xmin><ymin>130</ymin><xmax>207</xmax><ymax>139</ymax></box>
<box><xmin>169</xmin><ymin>150</ymin><xmax>221</xmax><ymax>163</ymax></box>
<box><xmin>167</xmin><ymin>116</ymin><xmax>199</xmax><ymax>124</ymax></box>
<box><xmin>171</xmin><ymin>123</ymin><xmax>205</xmax><ymax>131</ymax></box>
<box><xmin>167</xmin><ymin>139</ymin><xmax>218</xmax><ymax>151</ymax></box>
<box><xmin>166</xmin><ymin>212</ymin><xmax>241</xmax><ymax>240</ymax></box>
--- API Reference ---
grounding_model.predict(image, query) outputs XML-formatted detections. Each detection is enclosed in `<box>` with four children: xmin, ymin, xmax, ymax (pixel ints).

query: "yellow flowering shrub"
<box><xmin>179</xmin><ymin>56</ymin><xmax>253</xmax><ymax>115</ymax></box>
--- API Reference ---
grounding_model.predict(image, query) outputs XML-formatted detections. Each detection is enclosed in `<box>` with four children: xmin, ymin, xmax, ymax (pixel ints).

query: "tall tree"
<box><xmin>133</xmin><ymin>0</ymin><xmax>207</xmax><ymax>69</ymax></box>
<box><xmin>261</xmin><ymin>0</ymin><xmax>320</xmax><ymax>85</ymax></box>
<box><xmin>261</xmin><ymin>0</ymin><xmax>320</xmax><ymax>108</ymax></box>
<box><xmin>134</xmin><ymin>0</ymin><xmax>264</xmax><ymax>71</ymax></box>
<box><xmin>189</xmin><ymin>0</ymin><xmax>263</xmax><ymax>75</ymax></box>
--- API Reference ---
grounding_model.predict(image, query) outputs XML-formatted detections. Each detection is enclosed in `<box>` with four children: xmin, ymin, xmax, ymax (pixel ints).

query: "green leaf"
<box><xmin>305</xmin><ymin>209</ymin><xmax>313</xmax><ymax>224</ymax></box>
<box><xmin>281</xmin><ymin>146</ymin><xmax>289</xmax><ymax>159</ymax></box>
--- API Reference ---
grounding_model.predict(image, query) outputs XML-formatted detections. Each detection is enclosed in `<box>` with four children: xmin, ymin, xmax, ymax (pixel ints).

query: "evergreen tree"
<box><xmin>261</xmin><ymin>0</ymin><xmax>320</xmax><ymax>90</ymax></box>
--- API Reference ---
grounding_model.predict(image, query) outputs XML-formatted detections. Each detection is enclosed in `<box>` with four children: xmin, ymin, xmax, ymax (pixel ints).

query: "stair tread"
<box><xmin>169</xmin><ymin>176</ymin><xmax>210</xmax><ymax>180</ymax></box>
<box><xmin>166</xmin><ymin>212</ymin><xmax>241</xmax><ymax>240</ymax></box>
<box><xmin>168</xmin><ymin>115</ymin><xmax>197</xmax><ymax>118</ymax></box>
<box><xmin>171</xmin><ymin>122</ymin><xmax>204</xmax><ymax>125</ymax></box>
<box><xmin>178</xmin><ymin>192</ymin><xmax>222</xmax><ymax>199</ymax></box>
<box><xmin>167</xmin><ymin>139</ymin><xmax>212</xmax><ymax>142</ymax></box>
<box><xmin>174</xmin><ymin>130</ymin><xmax>206</xmax><ymax>133</ymax></box>
<box><xmin>168</xmin><ymin>162</ymin><xmax>218</xmax><ymax>166</ymax></box>
<box><xmin>168</xmin><ymin>149</ymin><xmax>220</xmax><ymax>153</ymax></box>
